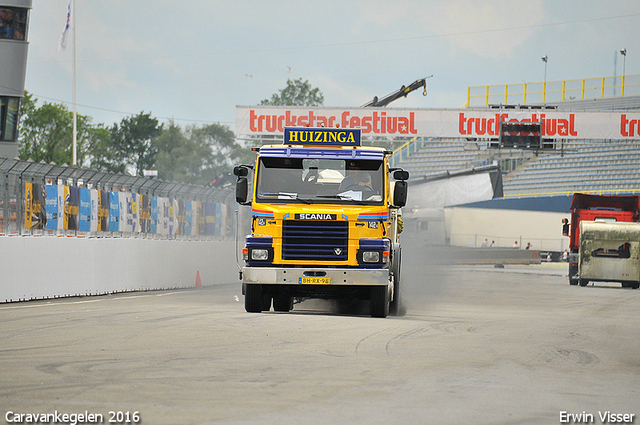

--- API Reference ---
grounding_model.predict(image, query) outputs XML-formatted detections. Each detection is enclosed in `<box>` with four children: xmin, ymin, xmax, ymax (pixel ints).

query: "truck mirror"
<box><xmin>393</xmin><ymin>169</ymin><xmax>409</xmax><ymax>181</ymax></box>
<box><xmin>236</xmin><ymin>177</ymin><xmax>248</xmax><ymax>204</ymax></box>
<box><xmin>393</xmin><ymin>181</ymin><xmax>408</xmax><ymax>207</ymax></box>
<box><xmin>234</xmin><ymin>166</ymin><xmax>249</xmax><ymax>177</ymax></box>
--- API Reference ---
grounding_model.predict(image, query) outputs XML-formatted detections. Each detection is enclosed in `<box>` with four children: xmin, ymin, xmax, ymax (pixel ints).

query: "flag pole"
<box><xmin>72</xmin><ymin>0</ymin><xmax>77</xmax><ymax>166</ymax></box>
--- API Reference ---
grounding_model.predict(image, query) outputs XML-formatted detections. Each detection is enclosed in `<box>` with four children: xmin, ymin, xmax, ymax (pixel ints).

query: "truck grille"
<box><xmin>282</xmin><ymin>220</ymin><xmax>348</xmax><ymax>261</ymax></box>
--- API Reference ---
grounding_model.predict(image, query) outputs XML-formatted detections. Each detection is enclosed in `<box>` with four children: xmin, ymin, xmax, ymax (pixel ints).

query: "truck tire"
<box><xmin>579</xmin><ymin>279</ymin><xmax>589</xmax><ymax>287</ymax></box>
<box><xmin>370</xmin><ymin>286</ymin><xmax>390</xmax><ymax>318</ymax></box>
<box><xmin>632</xmin><ymin>282</ymin><xmax>640</xmax><ymax>290</ymax></box>
<box><xmin>390</xmin><ymin>245</ymin><xmax>402</xmax><ymax>315</ymax></box>
<box><xmin>273</xmin><ymin>294</ymin><xmax>293</xmax><ymax>312</ymax></box>
<box><xmin>568</xmin><ymin>263</ymin><xmax>579</xmax><ymax>285</ymax></box>
<box><xmin>245</xmin><ymin>284</ymin><xmax>265</xmax><ymax>313</ymax></box>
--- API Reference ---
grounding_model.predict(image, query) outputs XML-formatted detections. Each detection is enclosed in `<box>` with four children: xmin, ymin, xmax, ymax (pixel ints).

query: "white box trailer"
<box><xmin>578</xmin><ymin>221</ymin><xmax>640</xmax><ymax>288</ymax></box>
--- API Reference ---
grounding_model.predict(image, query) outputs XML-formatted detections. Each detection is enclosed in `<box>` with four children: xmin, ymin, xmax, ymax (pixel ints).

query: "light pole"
<box><xmin>541</xmin><ymin>55</ymin><xmax>548</xmax><ymax>102</ymax></box>
<box><xmin>620</xmin><ymin>49</ymin><xmax>627</xmax><ymax>96</ymax></box>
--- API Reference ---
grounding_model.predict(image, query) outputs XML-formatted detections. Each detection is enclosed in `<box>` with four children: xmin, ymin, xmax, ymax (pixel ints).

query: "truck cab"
<box><xmin>234</xmin><ymin>127</ymin><xmax>408</xmax><ymax>317</ymax></box>
<box><xmin>564</xmin><ymin>193</ymin><xmax>640</xmax><ymax>288</ymax></box>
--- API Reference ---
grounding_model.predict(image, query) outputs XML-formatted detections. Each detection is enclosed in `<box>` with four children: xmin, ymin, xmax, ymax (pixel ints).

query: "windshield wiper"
<box><xmin>258</xmin><ymin>192</ymin><xmax>312</xmax><ymax>204</ymax></box>
<box><xmin>316</xmin><ymin>194</ymin><xmax>367</xmax><ymax>204</ymax></box>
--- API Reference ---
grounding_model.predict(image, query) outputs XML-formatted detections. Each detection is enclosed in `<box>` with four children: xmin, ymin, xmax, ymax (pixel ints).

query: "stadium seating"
<box><xmin>395</xmin><ymin>138</ymin><xmax>640</xmax><ymax>196</ymax></box>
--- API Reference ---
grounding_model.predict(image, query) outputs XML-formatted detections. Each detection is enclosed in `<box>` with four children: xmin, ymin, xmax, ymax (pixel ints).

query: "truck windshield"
<box><xmin>256</xmin><ymin>157</ymin><xmax>384</xmax><ymax>204</ymax></box>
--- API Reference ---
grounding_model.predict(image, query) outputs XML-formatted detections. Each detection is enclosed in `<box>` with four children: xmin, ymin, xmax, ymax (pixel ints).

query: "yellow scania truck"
<box><xmin>233</xmin><ymin>127</ymin><xmax>409</xmax><ymax>317</ymax></box>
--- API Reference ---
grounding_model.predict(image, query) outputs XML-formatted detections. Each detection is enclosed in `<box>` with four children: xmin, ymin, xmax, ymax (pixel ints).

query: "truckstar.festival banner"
<box><xmin>236</xmin><ymin>106</ymin><xmax>640</xmax><ymax>140</ymax></box>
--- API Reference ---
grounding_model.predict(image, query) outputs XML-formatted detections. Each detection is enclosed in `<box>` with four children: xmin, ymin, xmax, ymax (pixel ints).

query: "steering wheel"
<box><xmin>304</xmin><ymin>169</ymin><xmax>318</xmax><ymax>183</ymax></box>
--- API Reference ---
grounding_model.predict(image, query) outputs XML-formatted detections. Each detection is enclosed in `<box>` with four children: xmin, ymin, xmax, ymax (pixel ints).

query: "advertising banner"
<box><xmin>215</xmin><ymin>203</ymin><xmax>222</xmax><ymax>236</ymax></box>
<box><xmin>236</xmin><ymin>106</ymin><xmax>640</xmax><ymax>140</ymax></box>
<box><xmin>158</xmin><ymin>197</ymin><xmax>168</xmax><ymax>235</ymax></box>
<box><xmin>64</xmin><ymin>186</ymin><xmax>79</xmax><ymax>231</ymax></box>
<box><xmin>118</xmin><ymin>191</ymin><xmax>127</xmax><ymax>232</ymax></box>
<box><xmin>205</xmin><ymin>202</ymin><xmax>215</xmax><ymax>235</ymax></box>
<box><xmin>78</xmin><ymin>188</ymin><xmax>91</xmax><ymax>232</ymax></box>
<box><xmin>131</xmin><ymin>193</ymin><xmax>140</xmax><ymax>234</ymax></box>
<box><xmin>140</xmin><ymin>194</ymin><xmax>150</xmax><ymax>233</ymax></box>
<box><xmin>150</xmin><ymin>196</ymin><xmax>158</xmax><ymax>234</ymax></box>
<box><xmin>185</xmin><ymin>200</ymin><xmax>192</xmax><ymax>236</ymax></box>
<box><xmin>168</xmin><ymin>198</ymin><xmax>176</xmax><ymax>235</ymax></box>
<box><xmin>177</xmin><ymin>199</ymin><xmax>185</xmax><ymax>235</ymax></box>
<box><xmin>90</xmin><ymin>189</ymin><xmax>99</xmax><ymax>232</ymax></box>
<box><xmin>197</xmin><ymin>201</ymin><xmax>205</xmax><ymax>236</ymax></box>
<box><xmin>24</xmin><ymin>182</ymin><xmax>47</xmax><ymax>230</ymax></box>
<box><xmin>171</xmin><ymin>198</ymin><xmax>179</xmax><ymax>235</ymax></box>
<box><xmin>192</xmin><ymin>201</ymin><xmax>199</xmax><ymax>236</ymax></box>
<box><xmin>109</xmin><ymin>191</ymin><xmax>119</xmax><ymax>232</ymax></box>
<box><xmin>45</xmin><ymin>185</ymin><xmax>61</xmax><ymax>231</ymax></box>
<box><xmin>24</xmin><ymin>182</ymin><xmax>33</xmax><ymax>229</ymax></box>
<box><xmin>98</xmin><ymin>190</ymin><xmax>109</xmax><ymax>232</ymax></box>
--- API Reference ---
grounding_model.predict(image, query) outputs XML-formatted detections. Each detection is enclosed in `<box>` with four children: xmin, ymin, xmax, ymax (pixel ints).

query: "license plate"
<box><xmin>299</xmin><ymin>277</ymin><xmax>331</xmax><ymax>285</ymax></box>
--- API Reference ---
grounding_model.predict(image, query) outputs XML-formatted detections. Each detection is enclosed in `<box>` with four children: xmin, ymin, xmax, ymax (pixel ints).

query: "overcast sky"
<box><xmin>23</xmin><ymin>0</ymin><xmax>640</xmax><ymax>133</ymax></box>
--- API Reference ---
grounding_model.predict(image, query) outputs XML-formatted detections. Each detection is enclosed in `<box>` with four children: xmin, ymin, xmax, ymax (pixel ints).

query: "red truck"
<box><xmin>564</xmin><ymin>193</ymin><xmax>640</xmax><ymax>287</ymax></box>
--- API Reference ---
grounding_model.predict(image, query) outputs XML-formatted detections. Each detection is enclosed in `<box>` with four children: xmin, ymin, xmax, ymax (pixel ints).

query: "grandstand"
<box><xmin>393</xmin><ymin>93</ymin><xmax>640</xmax><ymax>198</ymax></box>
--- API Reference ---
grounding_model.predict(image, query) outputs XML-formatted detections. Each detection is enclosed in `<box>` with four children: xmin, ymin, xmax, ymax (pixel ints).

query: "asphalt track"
<box><xmin>1</xmin><ymin>236</ymin><xmax>639</xmax><ymax>425</ymax></box>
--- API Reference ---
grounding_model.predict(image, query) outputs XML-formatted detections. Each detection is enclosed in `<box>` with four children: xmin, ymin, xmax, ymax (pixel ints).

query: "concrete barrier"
<box><xmin>0</xmin><ymin>237</ymin><xmax>240</xmax><ymax>302</ymax></box>
<box><xmin>446</xmin><ymin>247</ymin><xmax>542</xmax><ymax>265</ymax></box>
<box><xmin>400</xmin><ymin>237</ymin><xmax>542</xmax><ymax>266</ymax></box>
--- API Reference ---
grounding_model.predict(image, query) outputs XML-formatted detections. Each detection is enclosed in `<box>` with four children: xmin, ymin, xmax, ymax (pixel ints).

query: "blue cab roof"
<box><xmin>258</xmin><ymin>146</ymin><xmax>386</xmax><ymax>161</ymax></box>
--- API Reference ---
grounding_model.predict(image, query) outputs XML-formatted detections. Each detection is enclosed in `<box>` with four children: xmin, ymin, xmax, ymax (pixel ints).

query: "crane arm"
<box><xmin>361</xmin><ymin>76</ymin><xmax>431</xmax><ymax>107</ymax></box>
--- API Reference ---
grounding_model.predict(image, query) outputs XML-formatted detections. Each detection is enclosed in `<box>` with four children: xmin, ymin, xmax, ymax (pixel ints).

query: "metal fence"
<box><xmin>467</xmin><ymin>74</ymin><xmax>640</xmax><ymax>107</ymax></box>
<box><xmin>0</xmin><ymin>157</ymin><xmax>238</xmax><ymax>239</ymax></box>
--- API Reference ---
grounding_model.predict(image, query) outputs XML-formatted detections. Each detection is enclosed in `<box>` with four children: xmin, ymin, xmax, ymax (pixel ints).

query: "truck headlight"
<box><xmin>251</xmin><ymin>249</ymin><xmax>269</xmax><ymax>261</ymax></box>
<box><xmin>362</xmin><ymin>251</ymin><xmax>380</xmax><ymax>263</ymax></box>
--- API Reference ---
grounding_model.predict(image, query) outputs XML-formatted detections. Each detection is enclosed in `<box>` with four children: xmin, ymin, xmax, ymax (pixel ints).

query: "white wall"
<box><xmin>445</xmin><ymin>207</ymin><xmax>570</xmax><ymax>252</ymax></box>
<box><xmin>0</xmin><ymin>238</ymin><xmax>240</xmax><ymax>302</ymax></box>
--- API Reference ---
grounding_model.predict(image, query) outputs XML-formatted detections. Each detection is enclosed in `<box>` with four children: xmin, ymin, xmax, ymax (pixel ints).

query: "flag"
<box><xmin>58</xmin><ymin>0</ymin><xmax>73</xmax><ymax>53</ymax></box>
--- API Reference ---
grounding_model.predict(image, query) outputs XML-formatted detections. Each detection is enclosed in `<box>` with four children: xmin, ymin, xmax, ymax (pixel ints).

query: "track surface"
<box><xmin>1</xmin><ymin>240</ymin><xmax>639</xmax><ymax>425</ymax></box>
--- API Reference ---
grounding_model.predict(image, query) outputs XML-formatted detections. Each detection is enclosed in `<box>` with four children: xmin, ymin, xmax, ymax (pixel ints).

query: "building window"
<box><xmin>0</xmin><ymin>6</ymin><xmax>28</xmax><ymax>41</ymax></box>
<box><xmin>0</xmin><ymin>97</ymin><xmax>20</xmax><ymax>141</ymax></box>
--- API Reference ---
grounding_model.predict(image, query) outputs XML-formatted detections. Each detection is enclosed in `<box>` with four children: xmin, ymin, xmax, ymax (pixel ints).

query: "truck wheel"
<box><xmin>568</xmin><ymin>264</ymin><xmax>578</xmax><ymax>285</ymax></box>
<box><xmin>273</xmin><ymin>294</ymin><xmax>293</xmax><ymax>312</ymax></box>
<box><xmin>632</xmin><ymin>282</ymin><xmax>640</xmax><ymax>290</ymax></box>
<box><xmin>370</xmin><ymin>286</ymin><xmax>389</xmax><ymax>318</ymax></box>
<box><xmin>245</xmin><ymin>284</ymin><xmax>265</xmax><ymax>313</ymax></box>
<box><xmin>579</xmin><ymin>279</ymin><xmax>589</xmax><ymax>287</ymax></box>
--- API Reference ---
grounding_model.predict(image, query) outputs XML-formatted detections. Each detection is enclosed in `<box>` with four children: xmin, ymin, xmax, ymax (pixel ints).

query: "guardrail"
<box><xmin>389</xmin><ymin>138</ymin><xmax>431</xmax><ymax>168</ymax></box>
<box><xmin>467</xmin><ymin>74</ymin><xmax>640</xmax><ymax>107</ymax></box>
<box><xmin>0</xmin><ymin>157</ymin><xmax>239</xmax><ymax>239</ymax></box>
<box><xmin>502</xmin><ymin>188</ymin><xmax>640</xmax><ymax>200</ymax></box>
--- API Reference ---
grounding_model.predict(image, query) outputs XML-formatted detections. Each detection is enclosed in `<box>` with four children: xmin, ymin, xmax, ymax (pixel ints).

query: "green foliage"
<box><xmin>18</xmin><ymin>77</ymin><xmax>325</xmax><ymax>185</ymax></box>
<box><xmin>154</xmin><ymin>122</ymin><xmax>243</xmax><ymax>185</ymax></box>
<box><xmin>112</xmin><ymin>112</ymin><xmax>163</xmax><ymax>176</ymax></box>
<box><xmin>260</xmin><ymin>78</ymin><xmax>324</xmax><ymax>106</ymax></box>
<box><xmin>18</xmin><ymin>92</ymin><xmax>95</xmax><ymax>165</ymax></box>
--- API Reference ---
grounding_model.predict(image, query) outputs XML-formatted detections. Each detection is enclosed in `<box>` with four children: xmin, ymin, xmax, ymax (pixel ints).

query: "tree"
<box><xmin>18</xmin><ymin>92</ymin><xmax>96</xmax><ymax>165</ymax></box>
<box><xmin>154</xmin><ymin>122</ymin><xmax>244</xmax><ymax>185</ymax></box>
<box><xmin>87</xmin><ymin>124</ymin><xmax>121</xmax><ymax>173</ymax></box>
<box><xmin>95</xmin><ymin>112</ymin><xmax>163</xmax><ymax>176</ymax></box>
<box><xmin>260</xmin><ymin>78</ymin><xmax>324</xmax><ymax>106</ymax></box>
<box><xmin>153</xmin><ymin>122</ymin><xmax>195</xmax><ymax>183</ymax></box>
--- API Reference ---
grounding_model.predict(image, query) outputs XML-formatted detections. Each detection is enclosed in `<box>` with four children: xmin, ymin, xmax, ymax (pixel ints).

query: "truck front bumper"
<box><xmin>242</xmin><ymin>266</ymin><xmax>391</xmax><ymax>286</ymax></box>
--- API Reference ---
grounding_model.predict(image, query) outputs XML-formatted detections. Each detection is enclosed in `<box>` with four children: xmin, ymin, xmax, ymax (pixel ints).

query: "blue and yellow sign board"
<box><xmin>284</xmin><ymin>127</ymin><xmax>361</xmax><ymax>146</ymax></box>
